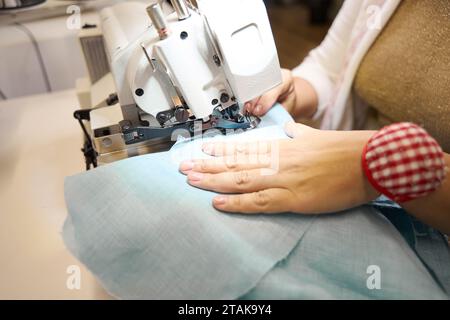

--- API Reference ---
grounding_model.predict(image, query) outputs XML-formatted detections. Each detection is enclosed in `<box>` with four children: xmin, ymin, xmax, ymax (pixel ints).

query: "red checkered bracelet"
<box><xmin>362</xmin><ymin>123</ymin><xmax>447</xmax><ymax>203</ymax></box>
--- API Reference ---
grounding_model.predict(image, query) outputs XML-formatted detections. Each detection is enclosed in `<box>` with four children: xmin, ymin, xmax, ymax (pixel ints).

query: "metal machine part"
<box><xmin>171</xmin><ymin>0</ymin><xmax>190</xmax><ymax>20</ymax></box>
<box><xmin>146</xmin><ymin>3</ymin><xmax>170</xmax><ymax>40</ymax></box>
<box><xmin>75</xmin><ymin>0</ymin><xmax>281</xmax><ymax>168</ymax></box>
<box><xmin>120</xmin><ymin>104</ymin><xmax>260</xmax><ymax>145</ymax></box>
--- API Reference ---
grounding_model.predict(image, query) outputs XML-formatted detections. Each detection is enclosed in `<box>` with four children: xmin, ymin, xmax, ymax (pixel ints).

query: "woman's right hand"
<box><xmin>244</xmin><ymin>68</ymin><xmax>319</xmax><ymax>120</ymax></box>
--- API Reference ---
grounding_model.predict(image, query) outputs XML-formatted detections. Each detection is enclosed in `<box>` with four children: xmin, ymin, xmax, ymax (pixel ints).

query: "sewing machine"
<box><xmin>75</xmin><ymin>0</ymin><xmax>281</xmax><ymax>168</ymax></box>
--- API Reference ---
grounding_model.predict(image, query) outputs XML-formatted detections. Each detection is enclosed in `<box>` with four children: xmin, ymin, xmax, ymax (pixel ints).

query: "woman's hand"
<box><xmin>245</xmin><ymin>69</ymin><xmax>319</xmax><ymax>120</ymax></box>
<box><xmin>179</xmin><ymin>123</ymin><xmax>379</xmax><ymax>214</ymax></box>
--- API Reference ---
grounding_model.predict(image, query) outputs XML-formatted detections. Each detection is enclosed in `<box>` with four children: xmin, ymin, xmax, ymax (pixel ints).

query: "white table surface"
<box><xmin>0</xmin><ymin>89</ymin><xmax>111</xmax><ymax>299</ymax></box>
<box><xmin>0</xmin><ymin>12</ymin><xmax>99</xmax><ymax>100</ymax></box>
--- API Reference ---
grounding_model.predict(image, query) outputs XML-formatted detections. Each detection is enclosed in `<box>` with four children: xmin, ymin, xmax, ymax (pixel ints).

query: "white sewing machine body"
<box><xmin>76</xmin><ymin>0</ymin><xmax>281</xmax><ymax>167</ymax></box>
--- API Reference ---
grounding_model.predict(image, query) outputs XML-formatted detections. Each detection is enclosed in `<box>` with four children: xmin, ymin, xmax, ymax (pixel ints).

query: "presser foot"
<box><xmin>121</xmin><ymin>105</ymin><xmax>260</xmax><ymax>145</ymax></box>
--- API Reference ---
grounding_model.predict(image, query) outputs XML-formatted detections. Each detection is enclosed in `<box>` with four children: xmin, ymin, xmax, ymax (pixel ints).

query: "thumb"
<box><xmin>253</xmin><ymin>92</ymin><xmax>280</xmax><ymax>116</ymax></box>
<box><xmin>284</xmin><ymin>121</ymin><xmax>311</xmax><ymax>138</ymax></box>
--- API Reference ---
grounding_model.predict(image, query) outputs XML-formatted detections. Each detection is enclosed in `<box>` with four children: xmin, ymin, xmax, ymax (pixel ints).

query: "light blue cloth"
<box><xmin>243</xmin><ymin>207</ymin><xmax>448</xmax><ymax>299</ymax></box>
<box><xmin>63</xmin><ymin>104</ymin><xmax>448</xmax><ymax>299</ymax></box>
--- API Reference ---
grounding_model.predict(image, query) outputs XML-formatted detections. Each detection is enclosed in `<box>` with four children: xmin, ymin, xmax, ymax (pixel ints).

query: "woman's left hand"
<box><xmin>179</xmin><ymin>123</ymin><xmax>379</xmax><ymax>214</ymax></box>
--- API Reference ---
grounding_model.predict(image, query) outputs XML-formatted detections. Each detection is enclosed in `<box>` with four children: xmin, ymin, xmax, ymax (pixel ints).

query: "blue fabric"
<box><xmin>371</xmin><ymin>198</ymin><xmax>450</xmax><ymax>295</ymax></box>
<box><xmin>242</xmin><ymin>206</ymin><xmax>449</xmax><ymax>299</ymax></box>
<box><xmin>63</xmin><ymin>104</ymin><xmax>449</xmax><ymax>299</ymax></box>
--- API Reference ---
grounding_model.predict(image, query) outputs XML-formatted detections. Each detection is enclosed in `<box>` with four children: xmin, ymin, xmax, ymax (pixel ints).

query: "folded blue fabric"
<box><xmin>64</xmin><ymin>105</ymin><xmax>316</xmax><ymax>299</ymax></box>
<box><xmin>63</xmin><ymin>104</ymin><xmax>448</xmax><ymax>299</ymax></box>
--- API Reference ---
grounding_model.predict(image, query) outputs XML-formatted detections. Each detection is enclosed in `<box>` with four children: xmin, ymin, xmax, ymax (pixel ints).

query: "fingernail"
<box><xmin>255</xmin><ymin>105</ymin><xmax>262</xmax><ymax>115</ymax></box>
<box><xmin>179</xmin><ymin>160</ymin><xmax>195</xmax><ymax>172</ymax></box>
<box><xmin>213</xmin><ymin>196</ymin><xmax>227</xmax><ymax>205</ymax></box>
<box><xmin>188</xmin><ymin>171</ymin><xmax>204</xmax><ymax>182</ymax></box>
<box><xmin>244</xmin><ymin>102</ymin><xmax>251</xmax><ymax>111</ymax></box>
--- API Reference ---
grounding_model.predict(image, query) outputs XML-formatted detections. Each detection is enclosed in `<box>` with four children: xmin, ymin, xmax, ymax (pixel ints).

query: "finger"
<box><xmin>246</xmin><ymin>85</ymin><xmax>282</xmax><ymax>116</ymax></box>
<box><xmin>246</xmin><ymin>68</ymin><xmax>292</xmax><ymax>116</ymax></box>
<box><xmin>245</xmin><ymin>98</ymin><xmax>260</xmax><ymax>113</ymax></box>
<box><xmin>202</xmin><ymin>140</ymin><xmax>274</xmax><ymax>157</ymax></box>
<box><xmin>252</xmin><ymin>91</ymin><xmax>280</xmax><ymax>116</ymax></box>
<box><xmin>179</xmin><ymin>155</ymin><xmax>272</xmax><ymax>174</ymax></box>
<box><xmin>187</xmin><ymin>169</ymin><xmax>279</xmax><ymax>193</ymax></box>
<box><xmin>212</xmin><ymin>188</ymin><xmax>294</xmax><ymax>214</ymax></box>
<box><xmin>252</xmin><ymin>69</ymin><xmax>292</xmax><ymax>116</ymax></box>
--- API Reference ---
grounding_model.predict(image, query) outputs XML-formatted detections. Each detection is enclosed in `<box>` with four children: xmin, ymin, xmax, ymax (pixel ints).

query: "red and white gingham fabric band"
<box><xmin>362</xmin><ymin>122</ymin><xmax>447</xmax><ymax>203</ymax></box>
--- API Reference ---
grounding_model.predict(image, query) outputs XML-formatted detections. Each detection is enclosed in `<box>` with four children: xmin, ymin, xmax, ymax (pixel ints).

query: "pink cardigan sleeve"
<box><xmin>291</xmin><ymin>1</ymin><xmax>362</xmax><ymax>120</ymax></box>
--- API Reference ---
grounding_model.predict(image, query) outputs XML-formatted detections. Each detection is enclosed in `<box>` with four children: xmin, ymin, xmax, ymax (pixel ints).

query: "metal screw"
<box><xmin>180</xmin><ymin>31</ymin><xmax>188</xmax><ymax>40</ymax></box>
<box><xmin>220</xmin><ymin>93</ymin><xmax>230</xmax><ymax>104</ymax></box>
<box><xmin>102</xmin><ymin>138</ymin><xmax>112</xmax><ymax>148</ymax></box>
<box><xmin>135</xmin><ymin>88</ymin><xmax>144</xmax><ymax>96</ymax></box>
<box><xmin>213</xmin><ymin>55</ymin><xmax>221</xmax><ymax>67</ymax></box>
